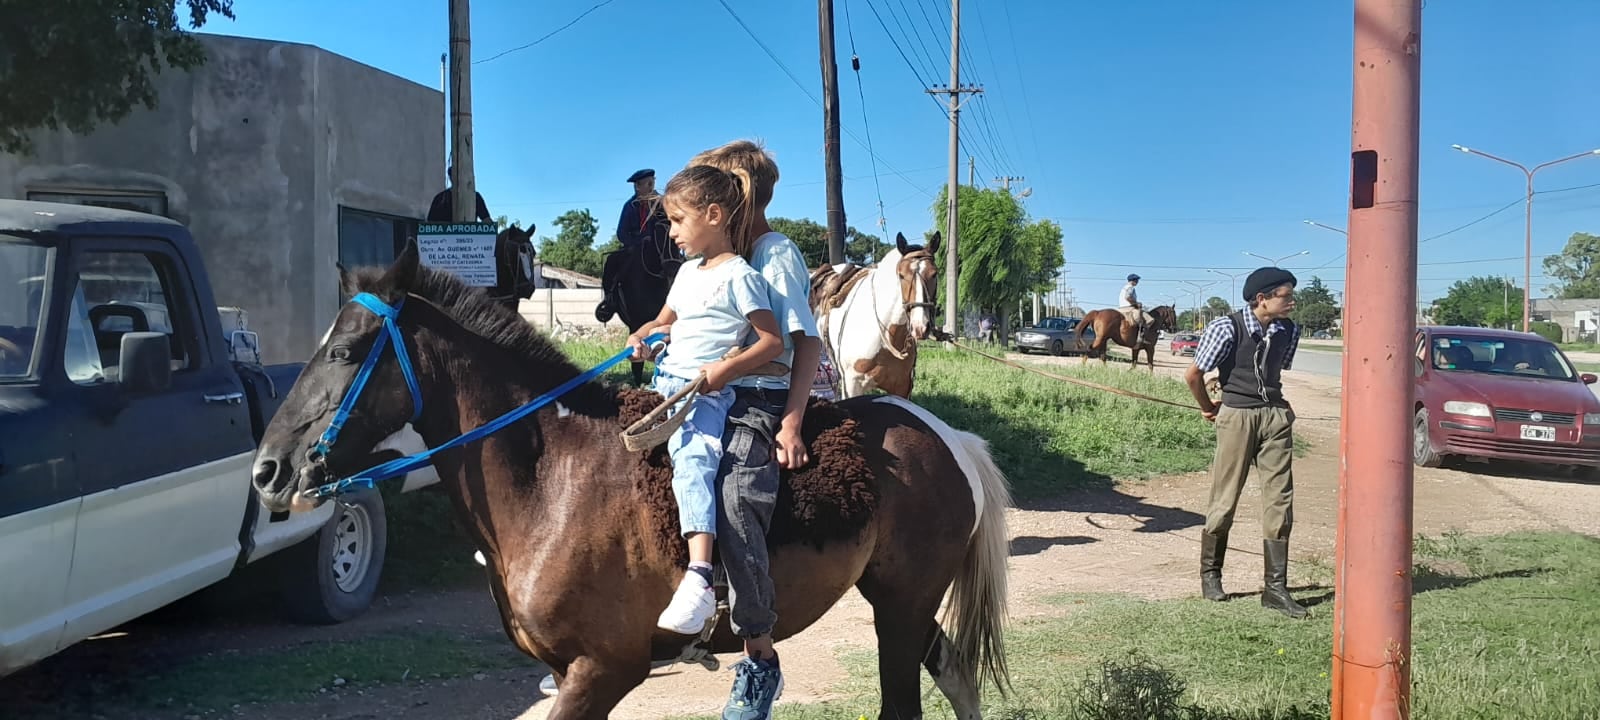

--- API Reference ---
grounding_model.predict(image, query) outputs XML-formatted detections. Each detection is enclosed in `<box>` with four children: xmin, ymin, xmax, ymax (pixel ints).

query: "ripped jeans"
<box><xmin>651</xmin><ymin>372</ymin><xmax>736</xmax><ymax>538</ymax></box>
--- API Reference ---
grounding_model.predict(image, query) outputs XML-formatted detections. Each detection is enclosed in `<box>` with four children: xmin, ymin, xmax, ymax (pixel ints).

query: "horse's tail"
<box><xmin>943</xmin><ymin>427</ymin><xmax>1013</xmax><ymax>696</ymax></box>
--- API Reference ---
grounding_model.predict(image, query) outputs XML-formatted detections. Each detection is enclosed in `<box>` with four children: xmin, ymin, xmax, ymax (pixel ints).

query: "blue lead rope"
<box><xmin>313</xmin><ymin>293</ymin><xmax>424</xmax><ymax>457</ymax></box>
<box><xmin>304</xmin><ymin>329</ymin><xmax>666</xmax><ymax>500</ymax></box>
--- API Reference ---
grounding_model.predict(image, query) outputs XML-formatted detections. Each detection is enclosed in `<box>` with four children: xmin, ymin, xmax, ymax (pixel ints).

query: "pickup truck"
<box><xmin>0</xmin><ymin>199</ymin><xmax>434</xmax><ymax>676</ymax></box>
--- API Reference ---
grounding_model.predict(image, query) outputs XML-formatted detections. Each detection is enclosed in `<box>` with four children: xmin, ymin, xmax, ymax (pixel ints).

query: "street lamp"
<box><xmin>1451</xmin><ymin>144</ymin><xmax>1600</xmax><ymax>332</ymax></box>
<box><xmin>1208</xmin><ymin>269</ymin><xmax>1249</xmax><ymax>310</ymax></box>
<box><xmin>1244</xmin><ymin>249</ymin><xmax>1310</xmax><ymax>266</ymax></box>
<box><xmin>1302</xmin><ymin>219</ymin><xmax>1348</xmax><ymax>236</ymax></box>
<box><xmin>1180</xmin><ymin>280</ymin><xmax>1219</xmax><ymax>329</ymax></box>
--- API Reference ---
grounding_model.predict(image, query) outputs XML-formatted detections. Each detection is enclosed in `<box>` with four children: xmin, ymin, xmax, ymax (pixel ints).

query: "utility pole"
<box><xmin>967</xmin><ymin>156</ymin><xmax>975</xmax><ymax>186</ymax></box>
<box><xmin>448</xmin><ymin>0</ymin><xmax>476</xmax><ymax>224</ymax></box>
<box><xmin>439</xmin><ymin>52</ymin><xmax>448</xmax><ymax>180</ymax></box>
<box><xmin>994</xmin><ymin>175</ymin><xmax>1024</xmax><ymax>192</ymax></box>
<box><xmin>819</xmin><ymin>0</ymin><xmax>846</xmax><ymax>265</ymax></box>
<box><xmin>926</xmin><ymin>0</ymin><xmax>980</xmax><ymax>338</ymax></box>
<box><xmin>1333</xmin><ymin>0</ymin><xmax>1420</xmax><ymax>716</ymax></box>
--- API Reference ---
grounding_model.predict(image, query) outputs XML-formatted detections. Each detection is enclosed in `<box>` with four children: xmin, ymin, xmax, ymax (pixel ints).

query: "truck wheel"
<box><xmin>278</xmin><ymin>490</ymin><xmax>388</xmax><ymax>624</ymax></box>
<box><xmin>1413</xmin><ymin>408</ymin><xmax>1444</xmax><ymax>468</ymax></box>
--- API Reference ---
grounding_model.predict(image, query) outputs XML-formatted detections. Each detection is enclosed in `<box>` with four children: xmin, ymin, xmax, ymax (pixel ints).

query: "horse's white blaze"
<box><xmin>556</xmin><ymin>402</ymin><xmax>572</xmax><ymax>418</ymax></box>
<box><xmin>870</xmin><ymin>395</ymin><xmax>983</xmax><ymax>537</ymax></box>
<box><xmin>907</xmin><ymin>258</ymin><xmax>931</xmax><ymax>336</ymax></box>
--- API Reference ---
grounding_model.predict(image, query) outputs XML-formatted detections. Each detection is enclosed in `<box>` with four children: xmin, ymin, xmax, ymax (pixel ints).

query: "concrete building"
<box><xmin>0</xmin><ymin>33</ymin><xmax>444</xmax><ymax>363</ymax></box>
<box><xmin>1532</xmin><ymin>298</ymin><xmax>1600</xmax><ymax>342</ymax></box>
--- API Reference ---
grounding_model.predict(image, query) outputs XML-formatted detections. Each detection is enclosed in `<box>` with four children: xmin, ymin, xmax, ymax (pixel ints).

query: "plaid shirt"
<box><xmin>1192</xmin><ymin>311</ymin><xmax>1300</xmax><ymax>374</ymax></box>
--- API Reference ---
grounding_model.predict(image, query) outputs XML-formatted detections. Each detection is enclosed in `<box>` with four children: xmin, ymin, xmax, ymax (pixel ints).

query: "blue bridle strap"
<box><xmin>313</xmin><ymin>292</ymin><xmax>424</xmax><ymax>458</ymax></box>
<box><xmin>304</xmin><ymin>329</ymin><xmax>667</xmax><ymax>500</ymax></box>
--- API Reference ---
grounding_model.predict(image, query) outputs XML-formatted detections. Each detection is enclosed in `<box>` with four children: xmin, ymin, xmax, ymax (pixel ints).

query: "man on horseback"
<box><xmin>599</xmin><ymin>169</ymin><xmax>685</xmax><ymax>384</ymax></box>
<box><xmin>426</xmin><ymin>165</ymin><xmax>493</xmax><ymax>223</ymax></box>
<box><xmin>1119</xmin><ymin>273</ymin><xmax>1153</xmax><ymax>341</ymax></box>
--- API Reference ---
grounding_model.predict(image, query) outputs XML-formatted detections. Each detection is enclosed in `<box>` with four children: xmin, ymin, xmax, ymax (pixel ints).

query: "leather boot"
<box><xmin>1200</xmin><ymin>531</ymin><xmax>1228</xmax><ymax>601</ymax></box>
<box><xmin>1261</xmin><ymin>539</ymin><xmax>1308</xmax><ymax>619</ymax></box>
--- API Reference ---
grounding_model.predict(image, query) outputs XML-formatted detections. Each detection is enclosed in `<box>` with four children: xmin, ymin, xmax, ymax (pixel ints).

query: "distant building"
<box><xmin>0</xmin><ymin>33</ymin><xmax>444</xmax><ymax>363</ymax></box>
<box><xmin>1533</xmin><ymin>298</ymin><xmax>1600</xmax><ymax>342</ymax></box>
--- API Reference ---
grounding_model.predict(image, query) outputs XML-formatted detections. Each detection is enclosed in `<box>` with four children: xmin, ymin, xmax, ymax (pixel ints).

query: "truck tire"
<box><xmin>277</xmin><ymin>490</ymin><xmax>388</xmax><ymax>624</ymax></box>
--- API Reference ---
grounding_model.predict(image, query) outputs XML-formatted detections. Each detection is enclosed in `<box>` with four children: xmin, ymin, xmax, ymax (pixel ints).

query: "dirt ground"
<box><xmin>9</xmin><ymin>349</ymin><xmax>1599</xmax><ymax>720</ymax></box>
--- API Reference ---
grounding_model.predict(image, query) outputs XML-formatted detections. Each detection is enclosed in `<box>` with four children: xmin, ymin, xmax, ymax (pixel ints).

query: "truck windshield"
<box><xmin>0</xmin><ymin>235</ymin><xmax>53</xmax><ymax>380</ymax></box>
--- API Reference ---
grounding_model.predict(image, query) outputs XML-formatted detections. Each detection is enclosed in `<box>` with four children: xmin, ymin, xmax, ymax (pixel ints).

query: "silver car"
<box><xmin>1013</xmin><ymin>316</ymin><xmax>1087</xmax><ymax>356</ymax></box>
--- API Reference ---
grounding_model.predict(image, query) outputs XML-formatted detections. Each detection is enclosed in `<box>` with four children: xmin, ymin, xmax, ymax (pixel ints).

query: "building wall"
<box><xmin>0</xmin><ymin>33</ymin><xmax>443</xmax><ymax>363</ymax></box>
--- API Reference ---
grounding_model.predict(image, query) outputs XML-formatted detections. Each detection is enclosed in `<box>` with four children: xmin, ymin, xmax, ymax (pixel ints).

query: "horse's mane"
<box><xmin>349</xmin><ymin>264</ymin><xmax>618</xmax><ymax>411</ymax></box>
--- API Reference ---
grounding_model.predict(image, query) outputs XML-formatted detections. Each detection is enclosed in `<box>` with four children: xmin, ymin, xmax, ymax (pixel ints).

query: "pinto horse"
<box><xmin>809</xmin><ymin>231</ymin><xmax>940</xmax><ymax>399</ymax></box>
<box><xmin>250</xmin><ymin>244</ymin><xmax>1012</xmax><ymax>720</ymax></box>
<box><xmin>1077</xmin><ymin>304</ymin><xmax>1178</xmax><ymax>370</ymax></box>
<box><xmin>595</xmin><ymin>208</ymin><xmax>683</xmax><ymax>384</ymax></box>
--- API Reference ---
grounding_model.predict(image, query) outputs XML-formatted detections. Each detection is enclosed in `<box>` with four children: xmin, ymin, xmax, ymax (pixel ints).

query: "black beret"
<box><xmin>626</xmin><ymin>168</ymin><xmax>655</xmax><ymax>183</ymax></box>
<box><xmin>1243</xmin><ymin>266</ymin><xmax>1297</xmax><ymax>301</ymax></box>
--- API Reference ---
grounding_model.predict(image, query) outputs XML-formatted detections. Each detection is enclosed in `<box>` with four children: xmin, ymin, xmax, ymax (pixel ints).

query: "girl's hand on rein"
<box><xmin>701</xmin><ymin>360</ymin><xmax>734</xmax><ymax>392</ymax></box>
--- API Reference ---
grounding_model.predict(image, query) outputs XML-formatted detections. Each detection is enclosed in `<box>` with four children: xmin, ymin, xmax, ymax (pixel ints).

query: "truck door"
<box><xmin>0</xmin><ymin>236</ymin><xmax>81</xmax><ymax>674</ymax></box>
<box><xmin>58</xmin><ymin>238</ymin><xmax>256</xmax><ymax>641</ymax></box>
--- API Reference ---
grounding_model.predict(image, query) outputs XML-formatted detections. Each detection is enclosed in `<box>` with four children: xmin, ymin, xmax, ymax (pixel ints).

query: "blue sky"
<box><xmin>210</xmin><ymin>0</ymin><xmax>1599</xmax><ymax>310</ymax></box>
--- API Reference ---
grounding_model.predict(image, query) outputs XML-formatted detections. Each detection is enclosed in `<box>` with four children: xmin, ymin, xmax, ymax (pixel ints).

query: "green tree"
<box><xmin>1</xmin><ymin>0</ymin><xmax>236</xmax><ymax>155</ymax></box>
<box><xmin>1291</xmin><ymin>276</ymin><xmax>1341</xmax><ymax>332</ymax></box>
<box><xmin>1431</xmin><ymin>276</ymin><xmax>1523</xmax><ymax>328</ymax></box>
<box><xmin>1542</xmin><ymin>232</ymin><xmax>1600</xmax><ymax>299</ymax></box>
<box><xmin>1205</xmin><ymin>296</ymin><xmax>1233</xmax><ymax>318</ymax></box>
<box><xmin>537</xmin><ymin>209</ymin><xmax>606</xmax><ymax>277</ymax></box>
<box><xmin>930</xmin><ymin>185</ymin><xmax>1061</xmax><ymax>315</ymax></box>
<box><xmin>769</xmin><ymin>217</ymin><xmax>883</xmax><ymax>266</ymax></box>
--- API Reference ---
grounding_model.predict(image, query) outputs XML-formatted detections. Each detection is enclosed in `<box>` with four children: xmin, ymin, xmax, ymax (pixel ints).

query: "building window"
<box><xmin>27</xmin><ymin>190</ymin><xmax>169</xmax><ymax>218</ymax></box>
<box><xmin>337</xmin><ymin>207</ymin><xmax>417</xmax><ymax>302</ymax></box>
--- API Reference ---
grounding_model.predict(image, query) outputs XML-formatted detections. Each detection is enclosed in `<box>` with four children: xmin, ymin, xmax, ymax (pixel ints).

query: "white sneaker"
<box><xmin>657</xmin><ymin>574</ymin><xmax>717</xmax><ymax>635</ymax></box>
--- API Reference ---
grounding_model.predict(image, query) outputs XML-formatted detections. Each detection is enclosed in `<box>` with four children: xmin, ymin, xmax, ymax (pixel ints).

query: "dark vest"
<box><xmin>1217</xmin><ymin>311</ymin><xmax>1294</xmax><ymax>409</ymax></box>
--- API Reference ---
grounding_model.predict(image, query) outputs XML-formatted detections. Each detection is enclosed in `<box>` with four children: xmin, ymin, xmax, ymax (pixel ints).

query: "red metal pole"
<box><xmin>1333</xmin><ymin>0</ymin><xmax>1419</xmax><ymax>717</ymax></box>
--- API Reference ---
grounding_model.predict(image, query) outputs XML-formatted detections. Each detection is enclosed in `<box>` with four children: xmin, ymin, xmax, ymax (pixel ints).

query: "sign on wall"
<box><xmin>417</xmin><ymin>222</ymin><xmax>498</xmax><ymax>287</ymax></box>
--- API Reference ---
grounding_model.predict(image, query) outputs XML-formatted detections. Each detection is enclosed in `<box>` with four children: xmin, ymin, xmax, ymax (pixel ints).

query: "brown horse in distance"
<box><xmin>249</xmin><ymin>245</ymin><xmax>1012</xmax><ymax>719</ymax></box>
<box><xmin>1077</xmin><ymin>305</ymin><xmax>1178</xmax><ymax>371</ymax></box>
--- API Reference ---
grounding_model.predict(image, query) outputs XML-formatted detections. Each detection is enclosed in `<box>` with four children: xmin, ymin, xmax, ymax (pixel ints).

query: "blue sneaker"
<box><xmin>722</xmin><ymin>656</ymin><xmax>784</xmax><ymax>719</ymax></box>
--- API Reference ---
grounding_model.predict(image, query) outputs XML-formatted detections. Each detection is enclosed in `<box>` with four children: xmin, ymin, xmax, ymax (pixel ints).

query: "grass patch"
<box><xmin>679</xmin><ymin>531</ymin><xmax>1600</xmax><ymax>720</ymax></box>
<box><xmin>14</xmin><ymin>629</ymin><xmax>533</xmax><ymax>718</ymax></box>
<box><xmin>909</xmin><ymin>348</ymin><xmax>1218</xmax><ymax>497</ymax></box>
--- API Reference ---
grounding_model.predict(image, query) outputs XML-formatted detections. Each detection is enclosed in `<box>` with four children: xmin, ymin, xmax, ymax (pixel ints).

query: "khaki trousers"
<box><xmin>1204</xmin><ymin>404</ymin><xmax>1295</xmax><ymax>541</ymax></box>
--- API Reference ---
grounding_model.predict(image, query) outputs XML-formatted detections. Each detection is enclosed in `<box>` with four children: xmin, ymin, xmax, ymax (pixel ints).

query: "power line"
<box><xmin>475</xmin><ymin>0</ymin><xmax>620</xmax><ymax>65</ymax></box>
<box><xmin>843</xmin><ymin>0</ymin><xmax>887</xmax><ymax>230</ymax></box>
<box><xmin>714</xmin><ymin>0</ymin><xmax>936</xmax><ymax>197</ymax></box>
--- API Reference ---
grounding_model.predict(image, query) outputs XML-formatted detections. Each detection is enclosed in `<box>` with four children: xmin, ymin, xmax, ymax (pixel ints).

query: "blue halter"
<box><xmin>305</xmin><ymin>291</ymin><xmax>662</xmax><ymax>500</ymax></box>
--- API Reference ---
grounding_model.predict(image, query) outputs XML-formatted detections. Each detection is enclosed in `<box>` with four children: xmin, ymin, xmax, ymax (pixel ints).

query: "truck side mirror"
<box><xmin>119</xmin><ymin>332</ymin><xmax>172</xmax><ymax>394</ymax></box>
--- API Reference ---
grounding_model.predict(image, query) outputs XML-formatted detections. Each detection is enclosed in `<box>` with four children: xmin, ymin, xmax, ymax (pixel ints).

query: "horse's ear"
<box><xmin>896</xmin><ymin>232</ymin><xmax>909</xmax><ymax>255</ymax></box>
<box><xmin>337</xmin><ymin>262</ymin><xmax>357</xmax><ymax>299</ymax></box>
<box><xmin>927</xmin><ymin>231</ymin><xmax>941</xmax><ymax>255</ymax></box>
<box><xmin>386</xmin><ymin>240</ymin><xmax>421</xmax><ymax>296</ymax></box>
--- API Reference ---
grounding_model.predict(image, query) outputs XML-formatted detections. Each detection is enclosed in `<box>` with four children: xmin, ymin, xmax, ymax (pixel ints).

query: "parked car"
<box><xmin>1013</xmin><ymin>316</ymin><xmax>1086</xmax><ymax>356</ymax></box>
<box><xmin>1170</xmin><ymin>332</ymin><xmax>1201</xmax><ymax>356</ymax></box>
<box><xmin>0</xmin><ymin>200</ymin><xmax>437</xmax><ymax>677</ymax></box>
<box><xmin>1412</xmin><ymin>325</ymin><xmax>1600</xmax><ymax>477</ymax></box>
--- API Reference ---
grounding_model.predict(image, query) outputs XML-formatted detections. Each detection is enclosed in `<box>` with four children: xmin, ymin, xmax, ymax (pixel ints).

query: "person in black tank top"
<box><xmin>1183</xmin><ymin>267</ymin><xmax>1308</xmax><ymax>619</ymax></box>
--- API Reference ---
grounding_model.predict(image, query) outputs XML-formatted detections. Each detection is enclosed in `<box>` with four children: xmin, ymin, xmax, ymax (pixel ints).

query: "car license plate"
<box><xmin>1520</xmin><ymin>425</ymin><xmax>1556</xmax><ymax>442</ymax></box>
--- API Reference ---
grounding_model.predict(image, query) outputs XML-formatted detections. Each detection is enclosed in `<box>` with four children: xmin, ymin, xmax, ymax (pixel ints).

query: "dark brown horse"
<box><xmin>250</xmin><ymin>245</ymin><xmax>1012</xmax><ymax>719</ymax></box>
<box><xmin>1077</xmin><ymin>305</ymin><xmax>1178</xmax><ymax>370</ymax></box>
<box><xmin>487</xmin><ymin>224</ymin><xmax>538</xmax><ymax>312</ymax></box>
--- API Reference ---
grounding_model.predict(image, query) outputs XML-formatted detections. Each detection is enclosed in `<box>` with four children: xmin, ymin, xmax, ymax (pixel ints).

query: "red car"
<box><xmin>1170</xmin><ymin>333</ymin><xmax>1200</xmax><ymax>356</ymax></box>
<box><xmin>1413</xmin><ymin>325</ymin><xmax>1600</xmax><ymax>477</ymax></box>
